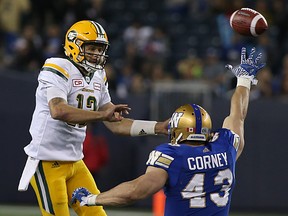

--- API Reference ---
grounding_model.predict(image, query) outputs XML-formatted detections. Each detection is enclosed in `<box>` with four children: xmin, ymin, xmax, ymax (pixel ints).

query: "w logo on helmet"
<box><xmin>170</xmin><ymin>112</ymin><xmax>184</xmax><ymax>128</ymax></box>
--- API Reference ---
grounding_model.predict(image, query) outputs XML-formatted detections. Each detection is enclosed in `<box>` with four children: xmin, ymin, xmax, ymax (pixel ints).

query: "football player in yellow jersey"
<box><xmin>18</xmin><ymin>20</ymin><xmax>169</xmax><ymax>216</ymax></box>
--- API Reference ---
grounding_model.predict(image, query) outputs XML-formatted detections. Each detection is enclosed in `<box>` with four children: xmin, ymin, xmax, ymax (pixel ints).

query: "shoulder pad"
<box><xmin>40</xmin><ymin>58</ymin><xmax>71</xmax><ymax>81</ymax></box>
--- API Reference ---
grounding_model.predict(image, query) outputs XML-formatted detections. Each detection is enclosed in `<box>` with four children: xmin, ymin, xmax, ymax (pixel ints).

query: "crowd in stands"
<box><xmin>0</xmin><ymin>0</ymin><xmax>288</xmax><ymax>100</ymax></box>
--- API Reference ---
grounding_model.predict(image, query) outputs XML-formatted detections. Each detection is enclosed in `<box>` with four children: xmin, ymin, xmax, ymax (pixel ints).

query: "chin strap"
<box><xmin>175</xmin><ymin>133</ymin><xmax>183</xmax><ymax>144</ymax></box>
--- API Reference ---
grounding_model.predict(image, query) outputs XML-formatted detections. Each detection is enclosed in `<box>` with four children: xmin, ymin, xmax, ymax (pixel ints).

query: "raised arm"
<box><xmin>223</xmin><ymin>47</ymin><xmax>265</xmax><ymax>159</ymax></box>
<box><xmin>222</xmin><ymin>86</ymin><xmax>250</xmax><ymax>159</ymax></box>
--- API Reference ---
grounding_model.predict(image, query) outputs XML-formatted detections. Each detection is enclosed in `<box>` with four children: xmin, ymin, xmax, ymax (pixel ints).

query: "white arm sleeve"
<box><xmin>46</xmin><ymin>86</ymin><xmax>67</xmax><ymax>102</ymax></box>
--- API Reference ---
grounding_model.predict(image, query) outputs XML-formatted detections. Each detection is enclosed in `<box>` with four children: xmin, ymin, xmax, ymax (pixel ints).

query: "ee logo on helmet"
<box><xmin>67</xmin><ymin>30</ymin><xmax>78</xmax><ymax>42</ymax></box>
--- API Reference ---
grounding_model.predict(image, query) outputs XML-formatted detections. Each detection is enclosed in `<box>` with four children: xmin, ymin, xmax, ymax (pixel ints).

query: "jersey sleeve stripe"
<box><xmin>161</xmin><ymin>153</ymin><xmax>174</xmax><ymax>161</ymax></box>
<box><xmin>154</xmin><ymin>153</ymin><xmax>174</xmax><ymax>168</ymax></box>
<box><xmin>157</xmin><ymin>156</ymin><xmax>173</xmax><ymax>166</ymax></box>
<box><xmin>41</xmin><ymin>63</ymin><xmax>69</xmax><ymax>80</ymax></box>
<box><xmin>155</xmin><ymin>161</ymin><xmax>169</xmax><ymax>168</ymax></box>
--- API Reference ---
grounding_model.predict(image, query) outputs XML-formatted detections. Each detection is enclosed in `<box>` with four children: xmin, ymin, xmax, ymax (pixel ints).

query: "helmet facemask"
<box><xmin>78</xmin><ymin>41</ymin><xmax>109</xmax><ymax>73</ymax></box>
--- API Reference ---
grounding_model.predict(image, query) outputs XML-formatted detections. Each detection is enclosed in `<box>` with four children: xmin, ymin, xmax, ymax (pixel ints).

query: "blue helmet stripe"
<box><xmin>191</xmin><ymin>104</ymin><xmax>202</xmax><ymax>134</ymax></box>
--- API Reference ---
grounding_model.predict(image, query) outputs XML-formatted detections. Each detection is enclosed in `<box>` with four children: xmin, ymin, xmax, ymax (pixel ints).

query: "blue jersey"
<box><xmin>146</xmin><ymin>128</ymin><xmax>240</xmax><ymax>216</ymax></box>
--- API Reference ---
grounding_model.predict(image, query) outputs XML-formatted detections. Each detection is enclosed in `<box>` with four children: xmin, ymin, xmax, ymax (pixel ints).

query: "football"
<box><xmin>229</xmin><ymin>8</ymin><xmax>268</xmax><ymax>37</ymax></box>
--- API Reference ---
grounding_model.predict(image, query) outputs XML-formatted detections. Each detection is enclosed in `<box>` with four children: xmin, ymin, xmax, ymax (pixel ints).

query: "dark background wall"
<box><xmin>0</xmin><ymin>72</ymin><xmax>288</xmax><ymax>213</ymax></box>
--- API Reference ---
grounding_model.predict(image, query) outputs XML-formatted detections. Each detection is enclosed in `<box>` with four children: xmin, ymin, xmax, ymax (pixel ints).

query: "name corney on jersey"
<box><xmin>187</xmin><ymin>152</ymin><xmax>228</xmax><ymax>170</ymax></box>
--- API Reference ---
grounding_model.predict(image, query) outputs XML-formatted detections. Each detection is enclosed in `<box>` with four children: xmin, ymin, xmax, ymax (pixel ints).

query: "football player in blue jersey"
<box><xmin>71</xmin><ymin>47</ymin><xmax>265</xmax><ymax>216</ymax></box>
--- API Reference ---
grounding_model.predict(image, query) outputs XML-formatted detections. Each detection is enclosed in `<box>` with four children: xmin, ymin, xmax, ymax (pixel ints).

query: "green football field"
<box><xmin>0</xmin><ymin>205</ymin><xmax>286</xmax><ymax>216</ymax></box>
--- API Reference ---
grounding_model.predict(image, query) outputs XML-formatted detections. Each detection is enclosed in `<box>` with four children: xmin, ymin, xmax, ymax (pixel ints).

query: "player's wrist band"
<box><xmin>237</xmin><ymin>77</ymin><xmax>251</xmax><ymax>90</ymax></box>
<box><xmin>130</xmin><ymin>120</ymin><xmax>157</xmax><ymax>136</ymax></box>
<box><xmin>87</xmin><ymin>194</ymin><xmax>98</xmax><ymax>206</ymax></box>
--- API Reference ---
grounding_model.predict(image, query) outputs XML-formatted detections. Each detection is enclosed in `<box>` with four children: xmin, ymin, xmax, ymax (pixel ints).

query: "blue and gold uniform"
<box><xmin>146</xmin><ymin>128</ymin><xmax>240</xmax><ymax>216</ymax></box>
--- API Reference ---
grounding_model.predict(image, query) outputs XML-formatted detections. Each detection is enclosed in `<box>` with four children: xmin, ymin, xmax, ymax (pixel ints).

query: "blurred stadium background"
<box><xmin>1</xmin><ymin>0</ymin><xmax>288</xmax><ymax>215</ymax></box>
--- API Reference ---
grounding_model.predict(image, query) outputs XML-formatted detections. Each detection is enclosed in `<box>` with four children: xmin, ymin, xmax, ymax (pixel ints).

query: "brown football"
<box><xmin>230</xmin><ymin>8</ymin><xmax>268</xmax><ymax>37</ymax></box>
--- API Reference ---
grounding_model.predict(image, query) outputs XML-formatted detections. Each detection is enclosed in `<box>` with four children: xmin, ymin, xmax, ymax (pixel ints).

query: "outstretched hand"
<box><xmin>102</xmin><ymin>104</ymin><xmax>131</xmax><ymax>122</ymax></box>
<box><xmin>71</xmin><ymin>187</ymin><xmax>90</xmax><ymax>206</ymax></box>
<box><xmin>226</xmin><ymin>47</ymin><xmax>266</xmax><ymax>85</ymax></box>
<box><xmin>71</xmin><ymin>187</ymin><xmax>96</xmax><ymax>206</ymax></box>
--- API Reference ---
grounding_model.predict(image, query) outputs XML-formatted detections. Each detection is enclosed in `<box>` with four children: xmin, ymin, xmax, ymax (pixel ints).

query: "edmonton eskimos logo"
<box><xmin>67</xmin><ymin>30</ymin><xmax>78</xmax><ymax>42</ymax></box>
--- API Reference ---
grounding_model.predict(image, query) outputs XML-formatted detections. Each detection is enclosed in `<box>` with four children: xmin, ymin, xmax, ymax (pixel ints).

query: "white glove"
<box><xmin>79</xmin><ymin>194</ymin><xmax>97</xmax><ymax>206</ymax></box>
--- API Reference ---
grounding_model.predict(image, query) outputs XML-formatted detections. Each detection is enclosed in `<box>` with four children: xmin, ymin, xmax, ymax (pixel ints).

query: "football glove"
<box><xmin>71</xmin><ymin>187</ymin><xmax>97</xmax><ymax>206</ymax></box>
<box><xmin>225</xmin><ymin>47</ymin><xmax>265</xmax><ymax>85</ymax></box>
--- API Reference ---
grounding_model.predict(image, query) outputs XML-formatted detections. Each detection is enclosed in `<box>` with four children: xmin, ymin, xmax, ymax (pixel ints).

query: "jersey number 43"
<box><xmin>181</xmin><ymin>168</ymin><xmax>233</xmax><ymax>208</ymax></box>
